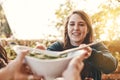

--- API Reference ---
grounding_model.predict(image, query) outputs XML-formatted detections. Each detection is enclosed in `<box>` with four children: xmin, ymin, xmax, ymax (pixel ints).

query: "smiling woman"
<box><xmin>1</xmin><ymin>0</ymin><xmax>64</xmax><ymax>40</ymax></box>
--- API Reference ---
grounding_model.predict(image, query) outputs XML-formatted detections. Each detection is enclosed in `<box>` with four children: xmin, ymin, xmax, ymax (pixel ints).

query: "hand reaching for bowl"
<box><xmin>0</xmin><ymin>50</ymin><xmax>42</xmax><ymax>80</ymax></box>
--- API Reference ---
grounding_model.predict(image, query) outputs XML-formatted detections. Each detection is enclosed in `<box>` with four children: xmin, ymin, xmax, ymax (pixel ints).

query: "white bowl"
<box><xmin>13</xmin><ymin>45</ymin><xmax>85</xmax><ymax>80</ymax></box>
<box><xmin>13</xmin><ymin>45</ymin><xmax>73</xmax><ymax>80</ymax></box>
<box><xmin>25</xmin><ymin>55</ymin><xmax>73</xmax><ymax>80</ymax></box>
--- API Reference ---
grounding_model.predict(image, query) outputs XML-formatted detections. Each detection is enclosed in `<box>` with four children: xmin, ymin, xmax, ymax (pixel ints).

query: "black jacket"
<box><xmin>47</xmin><ymin>41</ymin><xmax>118</xmax><ymax>80</ymax></box>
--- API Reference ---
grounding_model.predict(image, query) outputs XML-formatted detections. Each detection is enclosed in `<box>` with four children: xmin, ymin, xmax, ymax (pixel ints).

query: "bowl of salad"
<box><xmin>13</xmin><ymin>45</ymin><xmax>74</xmax><ymax>80</ymax></box>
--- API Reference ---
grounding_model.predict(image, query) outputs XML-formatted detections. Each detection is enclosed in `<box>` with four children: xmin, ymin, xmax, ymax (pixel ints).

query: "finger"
<box><xmin>68</xmin><ymin>56</ymin><xmax>84</xmax><ymax>70</ymax></box>
<box><xmin>79</xmin><ymin>44</ymin><xmax>92</xmax><ymax>59</ymax></box>
<box><xmin>79</xmin><ymin>44</ymin><xmax>85</xmax><ymax>49</ymax></box>
<box><xmin>28</xmin><ymin>75</ymin><xmax>42</xmax><ymax>80</ymax></box>
<box><xmin>36</xmin><ymin>46</ymin><xmax>46</xmax><ymax>50</ymax></box>
<box><xmin>82</xmin><ymin>47</ymin><xmax>92</xmax><ymax>59</ymax></box>
<box><xmin>35</xmin><ymin>42</ymin><xmax>46</xmax><ymax>50</ymax></box>
<box><xmin>63</xmin><ymin>56</ymin><xmax>84</xmax><ymax>80</ymax></box>
<box><xmin>16</xmin><ymin>50</ymin><xmax>29</xmax><ymax>61</ymax></box>
<box><xmin>79</xmin><ymin>44</ymin><xmax>91</xmax><ymax>52</ymax></box>
<box><xmin>54</xmin><ymin>77</ymin><xmax>64</xmax><ymax>80</ymax></box>
<box><xmin>14</xmin><ymin>74</ymin><xmax>42</xmax><ymax>80</ymax></box>
<box><xmin>84</xmin><ymin>46</ymin><xmax>92</xmax><ymax>53</ymax></box>
<box><xmin>12</xmin><ymin>50</ymin><xmax>29</xmax><ymax>71</ymax></box>
<box><xmin>85</xmin><ymin>77</ymin><xmax>94</xmax><ymax>80</ymax></box>
<box><xmin>21</xmin><ymin>63</ymin><xmax>33</xmax><ymax>74</ymax></box>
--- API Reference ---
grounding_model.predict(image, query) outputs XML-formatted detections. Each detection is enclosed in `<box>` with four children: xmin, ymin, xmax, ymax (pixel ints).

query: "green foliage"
<box><xmin>1</xmin><ymin>39</ymin><xmax>55</xmax><ymax>60</ymax></box>
<box><xmin>4</xmin><ymin>46</ymin><xmax>16</xmax><ymax>60</ymax></box>
<box><xmin>55</xmin><ymin>0</ymin><xmax>75</xmax><ymax>30</ymax></box>
<box><xmin>104</xmin><ymin>40</ymin><xmax>120</xmax><ymax>53</ymax></box>
<box><xmin>91</xmin><ymin>0</ymin><xmax>120</xmax><ymax>40</ymax></box>
<box><xmin>0</xmin><ymin>5</ymin><xmax>12</xmax><ymax>38</ymax></box>
<box><xmin>54</xmin><ymin>0</ymin><xmax>120</xmax><ymax>41</ymax></box>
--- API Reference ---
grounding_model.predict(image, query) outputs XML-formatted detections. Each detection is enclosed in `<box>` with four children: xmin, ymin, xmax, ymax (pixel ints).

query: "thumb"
<box><xmin>16</xmin><ymin>50</ymin><xmax>29</xmax><ymax>62</ymax></box>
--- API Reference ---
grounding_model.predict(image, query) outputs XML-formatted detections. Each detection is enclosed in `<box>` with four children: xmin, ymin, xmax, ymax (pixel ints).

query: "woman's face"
<box><xmin>67</xmin><ymin>14</ymin><xmax>88</xmax><ymax>46</ymax></box>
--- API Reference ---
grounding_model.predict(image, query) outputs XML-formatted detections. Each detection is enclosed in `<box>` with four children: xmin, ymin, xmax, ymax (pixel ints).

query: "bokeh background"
<box><xmin>0</xmin><ymin>0</ymin><xmax>120</xmax><ymax>79</ymax></box>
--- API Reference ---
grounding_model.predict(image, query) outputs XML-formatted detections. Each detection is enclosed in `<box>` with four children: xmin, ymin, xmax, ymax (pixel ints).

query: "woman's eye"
<box><xmin>69</xmin><ymin>23</ymin><xmax>75</xmax><ymax>26</ymax></box>
<box><xmin>79</xmin><ymin>23</ymin><xmax>85</xmax><ymax>26</ymax></box>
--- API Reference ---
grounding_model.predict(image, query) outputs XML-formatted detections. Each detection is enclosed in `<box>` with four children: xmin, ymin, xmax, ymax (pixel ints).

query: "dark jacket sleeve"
<box><xmin>47</xmin><ymin>41</ymin><xmax>64</xmax><ymax>51</ymax></box>
<box><xmin>88</xmin><ymin>42</ymin><xmax>118</xmax><ymax>74</ymax></box>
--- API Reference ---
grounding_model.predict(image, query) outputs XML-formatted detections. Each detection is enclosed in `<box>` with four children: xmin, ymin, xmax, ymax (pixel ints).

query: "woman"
<box><xmin>45</xmin><ymin>10</ymin><xmax>118</xmax><ymax>80</ymax></box>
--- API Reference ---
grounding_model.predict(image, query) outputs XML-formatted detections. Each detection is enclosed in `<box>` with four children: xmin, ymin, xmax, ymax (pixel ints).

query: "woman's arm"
<box><xmin>88</xmin><ymin>42</ymin><xmax>118</xmax><ymax>73</ymax></box>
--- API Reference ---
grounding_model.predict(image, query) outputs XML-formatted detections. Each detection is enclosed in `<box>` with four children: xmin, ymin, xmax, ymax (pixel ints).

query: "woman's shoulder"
<box><xmin>91</xmin><ymin>41</ymin><xmax>107</xmax><ymax>49</ymax></box>
<box><xmin>54</xmin><ymin>41</ymin><xmax>63</xmax><ymax>45</ymax></box>
<box><xmin>47</xmin><ymin>41</ymin><xmax>64</xmax><ymax>51</ymax></box>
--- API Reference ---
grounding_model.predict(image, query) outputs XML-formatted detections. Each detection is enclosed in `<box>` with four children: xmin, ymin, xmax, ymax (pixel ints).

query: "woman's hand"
<box><xmin>35</xmin><ymin>42</ymin><xmax>46</xmax><ymax>50</ymax></box>
<box><xmin>56</xmin><ymin>46</ymin><xmax>91</xmax><ymax>80</ymax></box>
<box><xmin>79</xmin><ymin>44</ymin><xmax>92</xmax><ymax>59</ymax></box>
<box><xmin>58</xmin><ymin>44</ymin><xmax>92</xmax><ymax>80</ymax></box>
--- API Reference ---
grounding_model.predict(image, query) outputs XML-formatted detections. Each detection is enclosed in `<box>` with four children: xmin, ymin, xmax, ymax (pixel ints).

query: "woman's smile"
<box><xmin>72</xmin><ymin>32</ymin><xmax>81</xmax><ymax>36</ymax></box>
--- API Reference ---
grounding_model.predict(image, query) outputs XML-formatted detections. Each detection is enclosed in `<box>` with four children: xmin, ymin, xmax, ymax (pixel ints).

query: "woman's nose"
<box><xmin>74</xmin><ymin>24</ymin><xmax>79</xmax><ymax>30</ymax></box>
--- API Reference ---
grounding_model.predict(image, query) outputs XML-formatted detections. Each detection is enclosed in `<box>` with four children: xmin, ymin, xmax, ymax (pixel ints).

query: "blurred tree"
<box><xmin>54</xmin><ymin>0</ymin><xmax>120</xmax><ymax>54</ymax></box>
<box><xmin>54</xmin><ymin>0</ymin><xmax>75</xmax><ymax>31</ymax></box>
<box><xmin>0</xmin><ymin>5</ymin><xmax>12</xmax><ymax>38</ymax></box>
<box><xmin>91</xmin><ymin>0</ymin><xmax>120</xmax><ymax>41</ymax></box>
<box><xmin>54</xmin><ymin>0</ymin><xmax>120</xmax><ymax>41</ymax></box>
